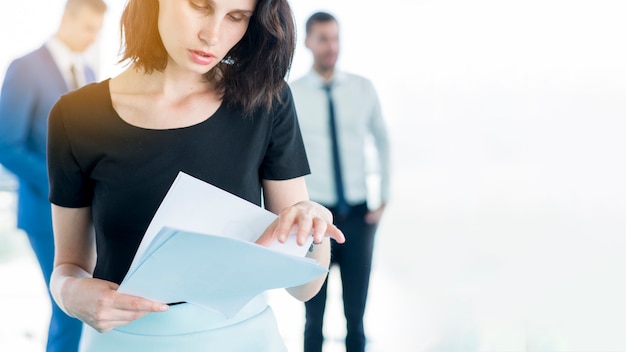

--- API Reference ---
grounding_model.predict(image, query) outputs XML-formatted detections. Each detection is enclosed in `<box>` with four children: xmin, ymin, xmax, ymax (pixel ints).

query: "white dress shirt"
<box><xmin>46</xmin><ymin>36</ymin><xmax>87</xmax><ymax>90</ymax></box>
<box><xmin>290</xmin><ymin>69</ymin><xmax>391</xmax><ymax>207</ymax></box>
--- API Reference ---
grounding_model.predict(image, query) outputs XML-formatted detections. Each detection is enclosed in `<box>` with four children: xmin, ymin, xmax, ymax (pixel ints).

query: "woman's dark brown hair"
<box><xmin>119</xmin><ymin>0</ymin><xmax>296</xmax><ymax>116</ymax></box>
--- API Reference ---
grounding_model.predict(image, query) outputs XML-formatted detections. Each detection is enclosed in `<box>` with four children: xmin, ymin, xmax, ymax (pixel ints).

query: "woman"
<box><xmin>47</xmin><ymin>0</ymin><xmax>345</xmax><ymax>350</ymax></box>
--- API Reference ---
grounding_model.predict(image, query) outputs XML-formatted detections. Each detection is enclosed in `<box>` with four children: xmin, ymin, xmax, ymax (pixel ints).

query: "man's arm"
<box><xmin>0</xmin><ymin>59</ymin><xmax>49</xmax><ymax>196</ymax></box>
<box><xmin>366</xmin><ymin>82</ymin><xmax>391</xmax><ymax>224</ymax></box>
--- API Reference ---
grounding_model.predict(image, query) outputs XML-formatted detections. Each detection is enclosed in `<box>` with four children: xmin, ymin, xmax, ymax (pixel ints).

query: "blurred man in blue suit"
<box><xmin>0</xmin><ymin>1</ymin><xmax>106</xmax><ymax>351</ymax></box>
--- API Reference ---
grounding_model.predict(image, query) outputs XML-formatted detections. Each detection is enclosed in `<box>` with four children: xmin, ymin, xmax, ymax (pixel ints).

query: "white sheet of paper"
<box><xmin>119</xmin><ymin>227</ymin><xmax>327</xmax><ymax>318</ymax></box>
<box><xmin>117</xmin><ymin>172</ymin><xmax>322</xmax><ymax>317</ymax></box>
<box><xmin>124</xmin><ymin>171</ymin><xmax>314</xmax><ymax>278</ymax></box>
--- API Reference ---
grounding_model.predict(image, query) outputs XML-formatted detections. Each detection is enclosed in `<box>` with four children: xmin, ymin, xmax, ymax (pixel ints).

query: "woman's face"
<box><xmin>157</xmin><ymin>0</ymin><xmax>256</xmax><ymax>75</ymax></box>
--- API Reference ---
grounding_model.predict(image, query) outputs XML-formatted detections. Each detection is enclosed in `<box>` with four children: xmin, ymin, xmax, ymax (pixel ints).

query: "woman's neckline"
<box><xmin>104</xmin><ymin>78</ymin><xmax>224</xmax><ymax>132</ymax></box>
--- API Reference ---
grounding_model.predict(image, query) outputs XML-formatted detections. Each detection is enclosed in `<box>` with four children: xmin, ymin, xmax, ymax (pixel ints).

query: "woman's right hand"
<box><xmin>61</xmin><ymin>276</ymin><xmax>169</xmax><ymax>333</ymax></box>
<box><xmin>50</xmin><ymin>205</ymin><xmax>169</xmax><ymax>332</ymax></box>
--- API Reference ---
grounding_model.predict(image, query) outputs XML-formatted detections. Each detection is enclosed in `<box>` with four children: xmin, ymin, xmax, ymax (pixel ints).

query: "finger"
<box><xmin>274</xmin><ymin>209</ymin><xmax>298</xmax><ymax>242</ymax></box>
<box><xmin>295</xmin><ymin>213</ymin><xmax>314</xmax><ymax>245</ymax></box>
<box><xmin>110</xmin><ymin>309</ymin><xmax>155</xmax><ymax>323</ymax></box>
<box><xmin>91</xmin><ymin>311</ymin><xmax>154</xmax><ymax>333</ymax></box>
<box><xmin>256</xmin><ymin>221</ymin><xmax>278</xmax><ymax>246</ymax></box>
<box><xmin>89</xmin><ymin>299</ymin><xmax>162</xmax><ymax>332</ymax></box>
<box><xmin>325</xmin><ymin>224</ymin><xmax>345</xmax><ymax>243</ymax></box>
<box><xmin>114</xmin><ymin>294</ymin><xmax>169</xmax><ymax>313</ymax></box>
<box><xmin>311</xmin><ymin>217</ymin><xmax>328</xmax><ymax>244</ymax></box>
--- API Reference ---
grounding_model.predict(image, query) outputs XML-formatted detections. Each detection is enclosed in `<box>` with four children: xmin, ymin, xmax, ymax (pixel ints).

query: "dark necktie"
<box><xmin>69</xmin><ymin>64</ymin><xmax>80</xmax><ymax>90</ymax></box>
<box><xmin>323</xmin><ymin>84</ymin><xmax>349</xmax><ymax>216</ymax></box>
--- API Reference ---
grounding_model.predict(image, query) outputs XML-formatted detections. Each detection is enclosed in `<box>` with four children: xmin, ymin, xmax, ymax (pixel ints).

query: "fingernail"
<box><xmin>159</xmin><ymin>304</ymin><xmax>169</xmax><ymax>311</ymax></box>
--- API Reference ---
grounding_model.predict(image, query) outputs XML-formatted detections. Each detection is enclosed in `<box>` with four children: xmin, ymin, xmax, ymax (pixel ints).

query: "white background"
<box><xmin>1</xmin><ymin>0</ymin><xmax>626</xmax><ymax>351</ymax></box>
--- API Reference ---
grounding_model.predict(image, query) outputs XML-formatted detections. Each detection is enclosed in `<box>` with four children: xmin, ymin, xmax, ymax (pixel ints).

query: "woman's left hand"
<box><xmin>255</xmin><ymin>200</ymin><xmax>345</xmax><ymax>247</ymax></box>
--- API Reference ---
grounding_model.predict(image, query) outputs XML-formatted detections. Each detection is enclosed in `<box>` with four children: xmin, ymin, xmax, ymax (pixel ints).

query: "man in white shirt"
<box><xmin>289</xmin><ymin>11</ymin><xmax>391</xmax><ymax>352</ymax></box>
<box><xmin>0</xmin><ymin>1</ymin><xmax>106</xmax><ymax>351</ymax></box>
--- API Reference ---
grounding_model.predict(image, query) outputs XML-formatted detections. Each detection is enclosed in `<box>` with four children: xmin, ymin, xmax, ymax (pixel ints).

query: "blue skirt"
<box><xmin>79</xmin><ymin>295</ymin><xmax>287</xmax><ymax>351</ymax></box>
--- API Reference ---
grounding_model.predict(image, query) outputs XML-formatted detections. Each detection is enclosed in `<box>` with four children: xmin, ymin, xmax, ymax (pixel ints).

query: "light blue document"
<box><xmin>119</xmin><ymin>226</ymin><xmax>327</xmax><ymax>318</ymax></box>
<box><xmin>117</xmin><ymin>172</ymin><xmax>326</xmax><ymax>318</ymax></box>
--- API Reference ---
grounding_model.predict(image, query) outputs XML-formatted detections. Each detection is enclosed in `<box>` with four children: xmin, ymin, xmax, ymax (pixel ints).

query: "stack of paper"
<box><xmin>117</xmin><ymin>172</ymin><xmax>327</xmax><ymax>318</ymax></box>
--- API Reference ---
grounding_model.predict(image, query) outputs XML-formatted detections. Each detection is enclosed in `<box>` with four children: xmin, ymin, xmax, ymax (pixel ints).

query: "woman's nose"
<box><xmin>199</xmin><ymin>18</ymin><xmax>222</xmax><ymax>46</ymax></box>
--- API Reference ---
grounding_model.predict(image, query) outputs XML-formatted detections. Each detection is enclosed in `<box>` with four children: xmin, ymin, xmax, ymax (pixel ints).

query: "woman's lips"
<box><xmin>189</xmin><ymin>50</ymin><xmax>215</xmax><ymax>65</ymax></box>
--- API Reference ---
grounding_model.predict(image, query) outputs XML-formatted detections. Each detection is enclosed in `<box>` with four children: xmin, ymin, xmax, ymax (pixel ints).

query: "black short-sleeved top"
<box><xmin>48</xmin><ymin>79</ymin><xmax>310</xmax><ymax>284</ymax></box>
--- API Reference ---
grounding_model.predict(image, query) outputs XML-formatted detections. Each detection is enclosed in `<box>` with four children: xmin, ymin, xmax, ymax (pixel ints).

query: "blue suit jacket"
<box><xmin>0</xmin><ymin>45</ymin><xmax>95</xmax><ymax>234</ymax></box>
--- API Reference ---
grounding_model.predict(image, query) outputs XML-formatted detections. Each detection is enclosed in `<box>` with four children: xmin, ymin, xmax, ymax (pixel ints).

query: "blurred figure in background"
<box><xmin>0</xmin><ymin>0</ymin><xmax>106</xmax><ymax>350</ymax></box>
<box><xmin>290</xmin><ymin>11</ymin><xmax>391</xmax><ymax>352</ymax></box>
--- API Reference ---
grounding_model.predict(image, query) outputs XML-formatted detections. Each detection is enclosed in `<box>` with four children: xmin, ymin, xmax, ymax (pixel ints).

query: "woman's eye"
<box><xmin>228</xmin><ymin>12</ymin><xmax>253</xmax><ymax>23</ymax></box>
<box><xmin>189</xmin><ymin>0</ymin><xmax>208</xmax><ymax>10</ymax></box>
